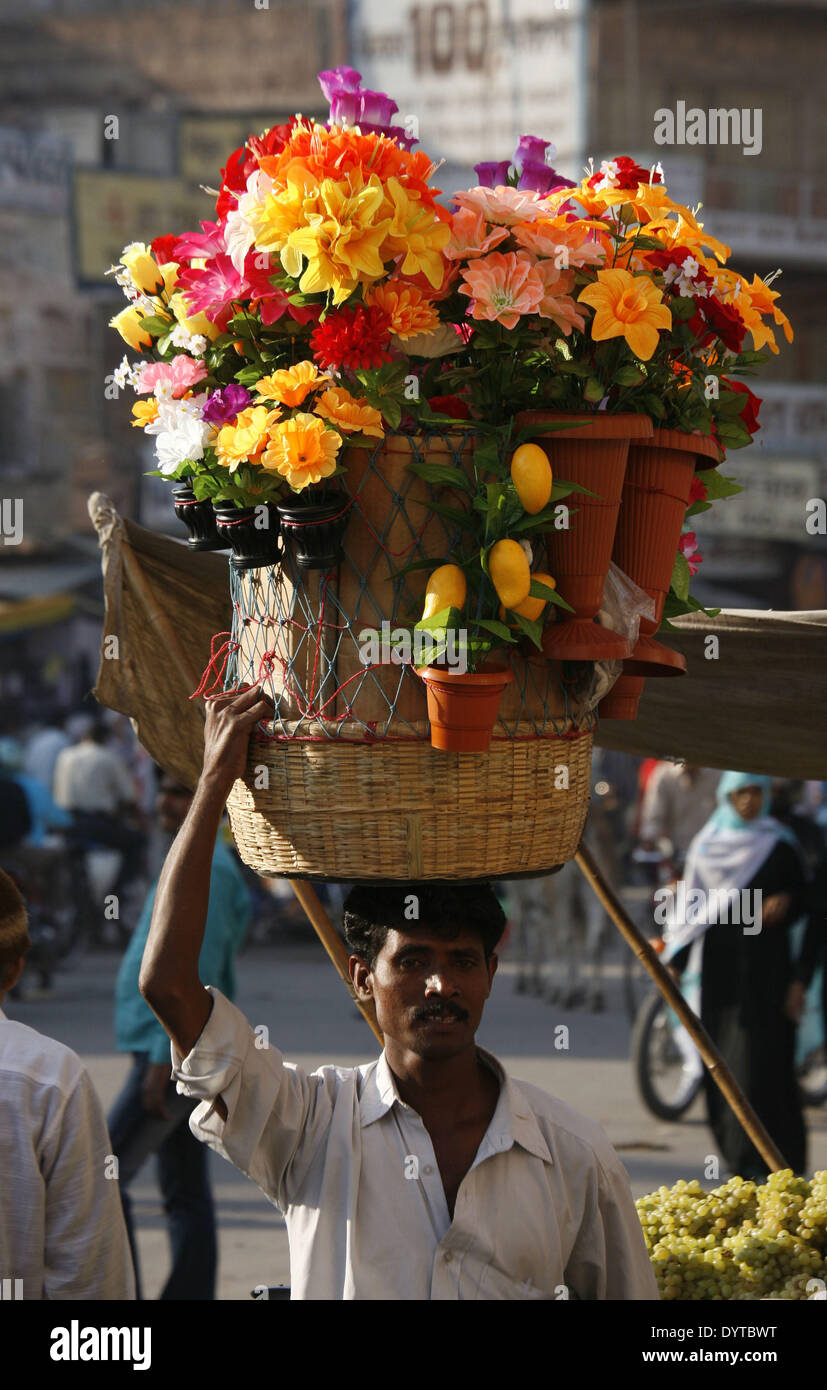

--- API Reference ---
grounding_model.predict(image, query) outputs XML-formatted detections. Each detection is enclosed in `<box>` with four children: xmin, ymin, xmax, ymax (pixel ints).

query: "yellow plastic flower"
<box><xmin>315</xmin><ymin>387</ymin><xmax>384</xmax><ymax>438</ymax></box>
<box><xmin>109</xmin><ymin>306</ymin><xmax>153</xmax><ymax>352</ymax></box>
<box><xmin>381</xmin><ymin>178</ymin><xmax>450</xmax><ymax>289</ymax></box>
<box><xmin>131</xmin><ymin>399</ymin><xmax>159</xmax><ymax>428</ymax></box>
<box><xmin>255</xmin><ymin>361</ymin><xmax>325</xmax><ymax>408</ymax></box>
<box><xmin>261</xmin><ymin>413</ymin><xmax>341</xmax><ymax>490</ymax></box>
<box><xmin>168</xmin><ymin>292</ymin><xmax>221</xmax><ymax>342</ymax></box>
<box><xmin>284</xmin><ymin>174</ymin><xmax>391</xmax><ymax>303</ymax></box>
<box><xmin>215</xmin><ymin>406</ymin><xmax>281</xmax><ymax>473</ymax></box>
<box><xmin>120</xmin><ymin>242</ymin><xmax>165</xmax><ymax>295</ymax></box>
<box><xmin>578</xmin><ymin>268</ymin><xmax>671</xmax><ymax>361</ymax></box>
<box><xmin>365</xmin><ymin>282</ymin><xmax>439</xmax><ymax>340</ymax></box>
<box><xmin>734</xmin><ymin>273</ymin><xmax>793</xmax><ymax>355</ymax></box>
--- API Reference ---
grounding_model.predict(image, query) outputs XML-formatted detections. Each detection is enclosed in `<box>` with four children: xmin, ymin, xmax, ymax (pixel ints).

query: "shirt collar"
<box><xmin>359</xmin><ymin>1046</ymin><xmax>553</xmax><ymax>1166</ymax></box>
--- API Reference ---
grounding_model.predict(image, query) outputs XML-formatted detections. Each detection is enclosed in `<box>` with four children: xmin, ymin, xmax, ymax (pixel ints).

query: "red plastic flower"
<box><xmin>311</xmin><ymin>304</ymin><xmax>393</xmax><ymax>371</ymax></box>
<box><xmin>725</xmin><ymin>379</ymin><xmax>761</xmax><ymax>434</ymax></box>
<box><xmin>586</xmin><ymin>156</ymin><xmax>662</xmax><ymax>191</ymax></box>
<box><xmin>150</xmin><ymin>233</ymin><xmax>179</xmax><ymax>265</ymax></box>
<box><xmin>678</xmin><ymin>531</ymin><xmax>702</xmax><ymax>575</ymax></box>
<box><xmin>689</xmin><ymin>297</ymin><xmax>746</xmax><ymax>352</ymax></box>
<box><xmin>428</xmin><ymin>394</ymin><xmax>471</xmax><ymax>420</ymax></box>
<box><xmin>688</xmin><ymin>475</ymin><xmax>708</xmax><ymax>506</ymax></box>
<box><xmin>216</xmin><ymin>121</ymin><xmax>300</xmax><ymax>220</ymax></box>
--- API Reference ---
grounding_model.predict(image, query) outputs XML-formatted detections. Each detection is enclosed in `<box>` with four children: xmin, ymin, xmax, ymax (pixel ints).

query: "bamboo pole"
<box><xmin>120</xmin><ymin>534</ymin><xmax>383</xmax><ymax>1045</ymax></box>
<box><xmin>574</xmin><ymin>842</ymin><xmax>788</xmax><ymax>1173</ymax></box>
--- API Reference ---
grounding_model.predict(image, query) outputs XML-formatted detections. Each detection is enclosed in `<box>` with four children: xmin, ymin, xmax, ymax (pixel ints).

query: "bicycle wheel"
<box><xmin>632</xmin><ymin>988</ymin><xmax>704</xmax><ymax>1121</ymax></box>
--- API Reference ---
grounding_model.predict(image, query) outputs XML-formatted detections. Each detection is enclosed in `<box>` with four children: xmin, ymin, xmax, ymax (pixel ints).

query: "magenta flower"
<box><xmin>202</xmin><ymin>384</ymin><xmax>252</xmax><ymax>426</ymax></box>
<box><xmin>329</xmin><ymin>89</ymin><xmax>362</xmax><ymax>125</ymax></box>
<box><xmin>357</xmin><ymin>88</ymin><xmax>399</xmax><ymax>125</ymax></box>
<box><xmin>678</xmin><ymin>531</ymin><xmax>703</xmax><ymax>575</ymax></box>
<box><xmin>172</xmin><ymin>221</ymin><xmax>226</xmax><ymax>264</ymax></box>
<box><xmin>136</xmin><ymin>355</ymin><xmax>207</xmax><ymax>399</ymax></box>
<box><xmin>241</xmin><ymin>252</ymin><xmax>321</xmax><ymax>326</ymax></box>
<box><xmin>473</xmin><ymin>159</ymin><xmax>512</xmax><ymax>188</ymax></box>
<box><xmin>176</xmin><ymin>254</ymin><xmax>245</xmax><ymax>329</ymax></box>
<box><xmin>317</xmin><ymin>66</ymin><xmax>362</xmax><ymax>102</ymax></box>
<box><xmin>514</xmin><ymin>135</ymin><xmax>554</xmax><ymax>167</ymax></box>
<box><xmin>517</xmin><ymin>160</ymin><xmax>576</xmax><ymax>195</ymax></box>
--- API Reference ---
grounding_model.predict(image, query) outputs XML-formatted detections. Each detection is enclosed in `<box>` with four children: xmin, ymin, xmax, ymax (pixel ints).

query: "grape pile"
<box><xmin>636</xmin><ymin>1170</ymin><xmax>827</xmax><ymax>1300</ymax></box>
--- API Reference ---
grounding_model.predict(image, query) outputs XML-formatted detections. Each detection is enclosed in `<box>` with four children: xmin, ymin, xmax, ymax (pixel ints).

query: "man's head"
<box><xmin>155</xmin><ymin>768</ymin><xmax>193</xmax><ymax>834</ymax></box>
<box><xmin>0</xmin><ymin>868</ymin><xmax>30</xmax><ymax>1002</ymax></box>
<box><xmin>344</xmin><ymin>884</ymin><xmax>505</xmax><ymax>1061</ymax></box>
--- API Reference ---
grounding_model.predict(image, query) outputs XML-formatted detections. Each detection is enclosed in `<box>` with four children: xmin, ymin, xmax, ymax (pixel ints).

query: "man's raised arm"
<box><xmin>139</xmin><ymin>686</ymin><xmax>272</xmax><ymax>1063</ymax></box>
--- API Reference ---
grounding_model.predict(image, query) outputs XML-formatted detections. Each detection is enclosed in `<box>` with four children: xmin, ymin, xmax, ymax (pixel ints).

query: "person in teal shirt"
<box><xmin>109</xmin><ymin>770</ymin><xmax>250</xmax><ymax>1299</ymax></box>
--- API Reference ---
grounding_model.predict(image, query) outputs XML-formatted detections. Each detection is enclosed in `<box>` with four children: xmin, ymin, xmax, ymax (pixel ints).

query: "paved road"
<box><xmin>9</xmin><ymin>932</ymin><xmax>827</xmax><ymax>1300</ymax></box>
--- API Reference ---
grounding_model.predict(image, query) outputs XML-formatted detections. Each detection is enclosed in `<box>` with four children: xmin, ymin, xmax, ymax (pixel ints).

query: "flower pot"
<box><xmin>277</xmin><ymin>489</ymin><xmax>351</xmax><ymax>570</ymax></box>
<box><xmin>416</xmin><ymin>663</ymin><xmax>515</xmax><ymax>753</ymax></box>
<box><xmin>611</xmin><ymin>431</ymin><xmax>700</xmax><ymax>678</ymax></box>
<box><xmin>514</xmin><ymin>412</ymin><xmax>653</xmax><ymax>662</ymax></box>
<box><xmin>598</xmin><ymin>674</ymin><xmax>646</xmax><ymax>721</ymax></box>
<box><xmin>172</xmin><ymin>485</ymin><xmax>226</xmax><ymax>551</ymax></box>
<box><xmin>213</xmin><ymin>504</ymin><xmax>282</xmax><ymax>571</ymax></box>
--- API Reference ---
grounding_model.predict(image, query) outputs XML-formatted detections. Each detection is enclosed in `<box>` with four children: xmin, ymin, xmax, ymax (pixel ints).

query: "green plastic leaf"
<box><xmin>613</xmin><ymin>364</ymin><xmax>647</xmax><ymax>386</ymax></box>
<box><xmin>511</xmin><ymin>611</ymin><xmax>544</xmax><ymax>651</ymax></box>
<box><xmin>671</xmin><ymin>549</ymin><xmax>691</xmax><ymax>602</ymax></box>
<box><xmin>701</xmin><ymin>470</ymin><xmax>742</xmax><ymax>501</ymax></box>
<box><xmin>406</xmin><ymin>461</ymin><xmax>474</xmax><ymax>493</ymax></box>
<box><xmin>474</xmin><ymin>618</ymin><xmax>514</xmax><ymax>642</ymax></box>
<box><xmin>583</xmin><ymin>378</ymin><xmax>605</xmax><ymax>403</ymax></box>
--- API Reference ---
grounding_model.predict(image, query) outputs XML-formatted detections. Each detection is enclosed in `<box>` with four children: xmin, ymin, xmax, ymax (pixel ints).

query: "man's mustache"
<box><xmin>413</xmin><ymin>1001</ymin><xmax>469</xmax><ymax>1022</ymax></box>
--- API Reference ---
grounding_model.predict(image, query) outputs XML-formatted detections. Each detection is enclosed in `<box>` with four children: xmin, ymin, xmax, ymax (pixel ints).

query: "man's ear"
<box><xmin>0</xmin><ymin>956</ymin><xmax>25</xmax><ymax>997</ymax></box>
<box><xmin>348</xmin><ymin>953</ymin><xmax>374</xmax><ymax>1001</ymax></box>
<box><xmin>487</xmin><ymin>952</ymin><xmax>499</xmax><ymax>992</ymax></box>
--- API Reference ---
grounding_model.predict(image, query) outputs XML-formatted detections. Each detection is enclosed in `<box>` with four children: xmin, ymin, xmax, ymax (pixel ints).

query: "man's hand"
<box><xmin>202</xmin><ymin>686</ymin><xmax>275</xmax><ymax>795</ymax></box>
<box><xmin>761</xmin><ymin>892</ymin><xmax>792</xmax><ymax>928</ymax></box>
<box><xmin>141</xmin><ymin>1062</ymin><xmax>173</xmax><ymax>1119</ymax></box>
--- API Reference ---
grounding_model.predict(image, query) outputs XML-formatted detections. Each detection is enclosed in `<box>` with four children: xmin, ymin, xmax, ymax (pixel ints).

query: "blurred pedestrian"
<box><xmin>53</xmin><ymin>718</ymin><xmax>146</xmax><ymax>898</ymax></box>
<box><xmin>0</xmin><ymin>868</ymin><xmax>135</xmax><ymax>1298</ymax></box>
<box><xmin>638</xmin><ymin>761</ymin><xmax>720</xmax><ymax>876</ymax></box>
<box><xmin>0</xmin><ymin>737</ymin><xmax>72</xmax><ymax>848</ymax></box>
<box><xmin>108</xmin><ymin>770</ymin><xmax>250</xmax><ymax>1299</ymax></box>
<box><xmin>22</xmin><ymin>712</ymin><xmax>70</xmax><ymax>796</ymax></box>
<box><xmin>663</xmin><ymin>771</ymin><xmax>808</xmax><ymax>1178</ymax></box>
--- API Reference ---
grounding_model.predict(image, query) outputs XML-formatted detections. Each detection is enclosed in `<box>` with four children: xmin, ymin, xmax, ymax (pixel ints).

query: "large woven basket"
<box><xmin>226</xmin><ymin>722</ymin><xmax>592</xmax><ymax>882</ymax></box>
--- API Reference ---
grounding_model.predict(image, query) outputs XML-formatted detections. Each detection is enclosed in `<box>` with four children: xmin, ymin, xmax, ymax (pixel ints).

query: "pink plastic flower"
<box><xmin>512</xmin><ymin>219</ymin><xmax>607</xmax><ymax>267</ymax></box>
<box><xmin>445</xmin><ymin>207</ymin><xmax>511</xmax><ymax>261</ymax></box>
<box><xmin>458</xmin><ymin>251</ymin><xmax>544</xmax><ymax>330</ymax></box>
<box><xmin>452</xmin><ymin>185</ymin><xmax>548</xmax><ymax>227</ymax></box>
<box><xmin>679</xmin><ymin>531</ymin><xmax>702</xmax><ymax>575</ymax></box>
<box><xmin>533</xmin><ymin>262</ymin><xmax>585</xmax><ymax>335</ymax></box>
<box><xmin>172</xmin><ymin>221</ymin><xmax>226</xmax><ymax>264</ymax></box>
<box><xmin>176</xmin><ymin>254</ymin><xmax>246</xmax><ymax>329</ymax></box>
<box><xmin>135</xmin><ymin>355</ymin><xmax>207</xmax><ymax>399</ymax></box>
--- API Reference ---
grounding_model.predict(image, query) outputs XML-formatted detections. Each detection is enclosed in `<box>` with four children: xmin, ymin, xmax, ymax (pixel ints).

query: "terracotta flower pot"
<box><xmin>598</xmin><ymin>674</ymin><xmax>646</xmax><ymax>721</ymax></box>
<box><xmin>611</xmin><ymin>430</ymin><xmax>702</xmax><ymax>678</ymax></box>
<box><xmin>513</xmin><ymin>412</ymin><xmax>653</xmax><ymax>662</ymax></box>
<box><xmin>213</xmin><ymin>504</ymin><xmax>281</xmax><ymax>571</ymax></box>
<box><xmin>277</xmin><ymin>489</ymin><xmax>351</xmax><ymax>570</ymax></box>
<box><xmin>172</xmin><ymin>485</ymin><xmax>225</xmax><ymax>551</ymax></box>
<box><xmin>416</xmin><ymin>663</ymin><xmax>515</xmax><ymax>753</ymax></box>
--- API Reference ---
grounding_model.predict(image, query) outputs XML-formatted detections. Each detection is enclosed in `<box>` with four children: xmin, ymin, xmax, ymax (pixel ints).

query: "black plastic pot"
<box><xmin>172</xmin><ymin>485</ymin><xmax>225</xmax><ymax>551</ymax></box>
<box><xmin>213</xmin><ymin>503</ymin><xmax>282</xmax><ymax>571</ymax></box>
<box><xmin>276</xmin><ymin>489</ymin><xmax>351</xmax><ymax>570</ymax></box>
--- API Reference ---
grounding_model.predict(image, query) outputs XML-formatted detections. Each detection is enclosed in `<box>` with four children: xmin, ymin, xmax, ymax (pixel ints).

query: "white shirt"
<box><xmin>23</xmin><ymin>728</ymin><xmax>70</xmax><ymax>795</ymax></box>
<box><xmin>0</xmin><ymin>1007</ymin><xmax>135</xmax><ymax>1300</ymax></box>
<box><xmin>53</xmin><ymin>742</ymin><xmax>134</xmax><ymax>814</ymax></box>
<box><xmin>173</xmin><ymin>988</ymin><xmax>659</xmax><ymax>1301</ymax></box>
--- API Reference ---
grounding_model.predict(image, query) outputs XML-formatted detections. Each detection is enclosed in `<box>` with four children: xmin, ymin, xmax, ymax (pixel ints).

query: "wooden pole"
<box><xmin>120</xmin><ymin>535</ymin><xmax>383</xmax><ymax>1046</ymax></box>
<box><xmin>574</xmin><ymin>842</ymin><xmax>788</xmax><ymax>1173</ymax></box>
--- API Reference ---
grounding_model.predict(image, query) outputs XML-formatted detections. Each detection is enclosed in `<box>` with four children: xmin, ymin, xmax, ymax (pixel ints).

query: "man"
<box><xmin>109</xmin><ymin>769</ymin><xmax>250</xmax><ymax>1299</ymax></box>
<box><xmin>638</xmin><ymin>761</ymin><xmax>720</xmax><ymax>875</ymax></box>
<box><xmin>53</xmin><ymin>717</ymin><xmax>146</xmax><ymax>897</ymax></box>
<box><xmin>140</xmin><ymin>687</ymin><xmax>658</xmax><ymax>1300</ymax></box>
<box><xmin>0</xmin><ymin>868</ymin><xmax>135</xmax><ymax>1299</ymax></box>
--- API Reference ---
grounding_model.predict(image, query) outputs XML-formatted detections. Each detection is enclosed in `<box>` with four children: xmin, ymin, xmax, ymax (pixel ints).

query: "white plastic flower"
<box><xmin>145</xmin><ymin>400</ymin><xmax>213</xmax><ymax>475</ymax></box>
<box><xmin>113</xmin><ymin>355</ymin><xmax>142</xmax><ymax>391</ymax></box>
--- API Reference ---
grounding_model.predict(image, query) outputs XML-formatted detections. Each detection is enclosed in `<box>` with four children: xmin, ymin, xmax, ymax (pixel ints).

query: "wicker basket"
<box><xmin>226</xmin><ymin>721</ymin><xmax>592</xmax><ymax>882</ymax></box>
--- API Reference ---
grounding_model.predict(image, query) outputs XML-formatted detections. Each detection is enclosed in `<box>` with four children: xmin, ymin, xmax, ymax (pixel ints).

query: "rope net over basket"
<box><xmin>194</xmin><ymin>432</ymin><xmax>598</xmax><ymax>744</ymax></box>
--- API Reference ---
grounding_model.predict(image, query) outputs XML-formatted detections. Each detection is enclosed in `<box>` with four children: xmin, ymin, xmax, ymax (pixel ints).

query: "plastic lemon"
<box><xmin>510</xmin><ymin>443</ymin><xmax>553</xmax><ymax>514</ymax></box>
<box><xmin>422</xmin><ymin>564</ymin><xmax>467</xmax><ymax>620</ymax></box>
<box><xmin>499</xmin><ymin>572</ymin><xmax>556</xmax><ymax>623</ymax></box>
<box><xmin>488</xmin><ymin>539</ymin><xmax>531</xmax><ymax>609</ymax></box>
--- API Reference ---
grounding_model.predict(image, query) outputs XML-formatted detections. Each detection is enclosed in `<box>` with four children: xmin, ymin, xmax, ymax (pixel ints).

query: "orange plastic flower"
<box><xmin>533</xmin><ymin>262</ymin><xmax>585</xmax><ymax>335</ymax></box>
<box><xmin>255</xmin><ymin>361</ymin><xmax>325</xmax><ymax>408</ymax></box>
<box><xmin>512</xmin><ymin>217</ymin><xmax>606</xmax><ymax>268</ymax></box>
<box><xmin>458</xmin><ymin>250</ymin><xmax>544</xmax><ymax>329</ymax></box>
<box><xmin>365</xmin><ymin>281</ymin><xmax>439</xmax><ymax>339</ymax></box>
<box><xmin>734</xmin><ymin>273</ymin><xmax>793</xmax><ymax>354</ymax></box>
<box><xmin>578</xmin><ymin>268</ymin><xmax>671</xmax><ymax>361</ymax></box>
<box><xmin>261</xmin><ymin>412</ymin><xmax>341</xmax><ymax>490</ymax></box>
<box><xmin>131</xmin><ymin>399</ymin><xmax>159</xmax><ymax>428</ymax></box>
<box><xmin>444</xmin><ymin>207</ymin><xmax>510</xmax><ymax>260</ymax></box>
<box><xmin>215</xmin><ymin>405</ymin><xmax>280</xmax><ymax>472</ymax></box>
<box><xmin>315</xmin><ymin>386</ymin><xmax>384</xmax><ymax>438</ymax></box>
<box><xmin>452</xmin><ymin>185</ymin><xmax>546</xmax><ymax>226</ymax></box>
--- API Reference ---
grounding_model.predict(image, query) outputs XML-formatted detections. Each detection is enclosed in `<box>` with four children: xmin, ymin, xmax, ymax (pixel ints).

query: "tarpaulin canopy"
<box><xmin>88</xmin><ymin>493</ymin><xmax>827</xmax><ymax>782</ymax></box>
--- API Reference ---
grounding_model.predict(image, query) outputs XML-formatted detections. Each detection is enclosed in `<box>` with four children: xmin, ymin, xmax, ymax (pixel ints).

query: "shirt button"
<box><xmin>443</xmin><ymin>1252</ymin><xmax>453</xmax><ymax>1264</ymax></box>
<box><xmin>423</xmin><ymin>1165</ymin><xmax>434</xmax><ymax>1175</ymax></box>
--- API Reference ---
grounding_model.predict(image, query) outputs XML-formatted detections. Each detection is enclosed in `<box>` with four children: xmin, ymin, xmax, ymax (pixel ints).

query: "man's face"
<box><xmin>351</xmin><ymin>927</ymin><xmax>497</xmax><ymax>1061</ymax></box>
<box><xmin>157</xmin><ymin>779</ymin><xmax>192</xmax><ymax>833</ymax></box>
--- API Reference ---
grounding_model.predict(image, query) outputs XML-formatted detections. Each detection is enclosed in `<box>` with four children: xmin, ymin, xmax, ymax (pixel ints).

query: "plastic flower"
<box><xmin>364</xmin><ymin>281</ymin><xmax>439</xmax><ymax>339</ymax></box>
<box><xmin>119</xmin><ymin>242</ymin><xmax>166</xmax><ymax>295</ymax></box>
<box><xmin>444</xmin><ymin>207</ymin><xmax>510</xmax><ymax>261</ymax></box>
<box><xmin>261</xmin><ymin>413</ymin><xmax>341</xmax><ymax>490</ymax></box>
<box><xmin>310</xmin><ymin>304</ymin><xmax>392</xmax><ymax>371</ymax></box>
<box><xmin>452</xmin><ymin>185</ymin><xmax>547</xmax><ymax>226</ymax></box>
<box><xmin>725</xmin><ymin>380</ymin><xmax>761</xmax><ymax>434</ymax></box>
<box><xmin>315</xmin><ymin>386</ymin><xmax>384</xmax><ymax>437</ymax></box>
<box><xmin>533</xmin><ymin>262</ymin><xmax>585</xmax><ymax>335</ymax></box>
<box><xmin>458</xmin><ymin>251</ymin><xmax>544</xmax><ymax>330</ymax></box>
<box><xmin>215</xmin><ymin>405</ymin><xmax>280</xmax><ymax>472</ymax></box>
<box><xmin>734</xmin><ymin>274</ymin><xmax>794</xmax><ymax>355</ymax></box>
<box><xmin>473</xmin><ymin>160</ymin><xmax>512</xmax><ymax>188</ymax></box>
<box><xmin>109</xmin><ymin>306</ymin><xmax>153</xmax><ymax>352</ymax></box>
<box><xmin>135</xmin><ymin>355</ymin><xmax>208</xmax><ymax>399</ymax></box>
<box><xmin>254</xmin><ymin>361</ymin><xmax>324</xmax><ymax>408</ymax></box>
<box><xmin>202</xmin><ymin>384</ymin><xmax>252</xmax><ymax>426</ymax></box>
<box><xmin>586</xmin><ymin>157</ymin><xmax>660</xmax><ymax>193</ymax></box>
<box><xmin>678</xmin><ymin>532</ymin><xmax>702</xmax><ymax>575</ymax></box>
<box><xmin>168</xmin><ymin>293</ymin><xmax>221</xmax><ymax>342</ymax></box>
<box><xmin>688</xmin><ymin>475</ymin><xmax>708</xmax><ymax>506</ymax></box>
<box><xmin>144</xmin><ymin>399</ymin><xmax>213</xmax><ymax>475</ymax></box>
<box><xmin>512</xmin><ymin>217</ymin><xmax>606</xmax><ymax>267</ymax></box>
<box><xmin>131</xmin><ymin>399</ymin><xmax>159</xmax><ymax>428</ymax></box>
<box><xmin>172</xmin><ymin>221</ymin><xmax>226</xmax><ymax>264</ymax></box>
<box><xmin>176</xmin><ymin>254</ymin><xmax>246</xmax><ymax>329</ymax></box>
<box><xmin>578</xmin><ymin>268</ymin><xmax>671</xmax><ymax>361</ymax></box>
<box><xmin>380</xmin><ymin>177</ymin><xmax>450</xmax><ymax>288</ymax></box>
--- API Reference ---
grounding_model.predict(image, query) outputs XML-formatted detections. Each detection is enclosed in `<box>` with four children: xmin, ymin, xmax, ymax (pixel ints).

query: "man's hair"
<box><xmin>342</xmin><ymin>882</ymin><xmax>505</xmax><ymax>970</ymax></box>
<box><xmin>0</xmin><ymin>869</ymin><xmax>30</xmax><ymax>989</ymax></box>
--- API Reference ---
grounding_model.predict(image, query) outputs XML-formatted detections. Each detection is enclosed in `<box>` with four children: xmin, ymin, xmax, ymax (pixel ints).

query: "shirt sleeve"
<box><xmin>564</xmin><ymin>1152</ymin><xmax>660</xmax><ymax>1301</ymax></box>
<box><xmin>171</xmin><ymin>987</ymin><xmax>340</xmax><ymax>1212</ymax></box>
<box><xmin>638</xmin><ymin>766</ymin><xmax>669</xmax><ymax>846</ymax></box>
<box><xmin>52</xmin><ymin>751</ymin><xmax>70</xmax><ymax>810</ymax></box>
<box><xmin>40</xmin><ymin>1067</ymin><xmax>136</xmax><ymax>1300</ymax></box>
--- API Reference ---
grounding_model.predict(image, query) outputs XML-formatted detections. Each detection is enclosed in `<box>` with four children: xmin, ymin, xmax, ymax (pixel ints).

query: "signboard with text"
<box><xmin>72</xmin><ymin>170</ymin><xmax>211</xmax><ymax>286</ymax></box>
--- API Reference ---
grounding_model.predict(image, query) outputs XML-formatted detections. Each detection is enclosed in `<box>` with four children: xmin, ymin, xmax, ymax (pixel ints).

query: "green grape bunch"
<box><xmin>636</xmin><ymin>1171</ymin><xmax>827</xmax><ymax>1300</ymax></box>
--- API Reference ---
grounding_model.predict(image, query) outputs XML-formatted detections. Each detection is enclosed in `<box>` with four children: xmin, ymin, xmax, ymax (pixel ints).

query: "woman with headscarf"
<box><xmin>662</xmin><ymin>771</ymin><xmax>808</xmax><ymax>1178</ymax></box>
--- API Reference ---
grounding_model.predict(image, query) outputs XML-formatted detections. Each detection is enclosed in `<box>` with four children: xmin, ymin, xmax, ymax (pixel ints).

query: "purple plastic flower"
<box><xmin>202</xmin><ymin>384</ymin><xmax>252</xmax><ymax>427</ymax></box>
<box><xmin>329</xmin><ymin>89</ymin><xmax>362</xmax><ymax>125</ymax></box>
<box><xmin>473</xmin><ymin>159</ymin><xmax>512</xmax><ymax>188</ymax></box>
<box><xmin>357</xmin><ymin>88</ymin><xmax>399</xmax><ymax>125</ymax></box>
<box><xmin>517</xmin><ymin>160</ymin><xmax>577</xmax><ymax>195</ymax></box>
<box><xmin>317</xmin><ymin>66</ymin><xmax>362</xmax><ymax>102</ymax></box>
<box><xmin>514</xmin><ymin>135</ymin><xmax>555</xmax><ymax>169</ymax></box>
